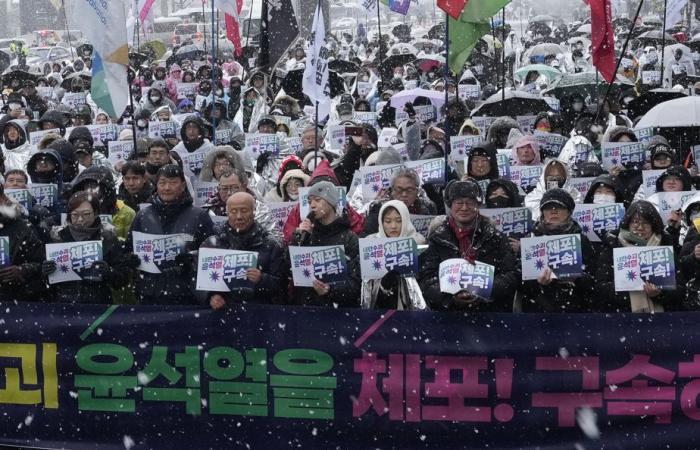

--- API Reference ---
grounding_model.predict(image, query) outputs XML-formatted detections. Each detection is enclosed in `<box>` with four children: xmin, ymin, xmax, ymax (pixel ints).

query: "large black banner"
<box><xmin>2</xmin><ymin>302</ymin><xmax>700</xmax><ymax>449</ymax></box>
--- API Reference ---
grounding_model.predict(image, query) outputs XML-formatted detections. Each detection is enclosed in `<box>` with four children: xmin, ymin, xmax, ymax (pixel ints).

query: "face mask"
<box><xmin>276</xmin><ymin>131</ymin><xmax>287</xmax><ymax>140</ymax></box>
<box><xmin>150</xmin><ymin>95</ymin><xmax>161</xmax><ymax>103</ymax></box>
<box><xmin>361</xmin><ymin>75</ymin><xmax>369</xmax><ymax>82</ymax></box>
<box><xmin>573</xmin><ymin>102</ymin><xmax>583</xmax><ymax>111</ymax></box>
<box><xmin>593</xmin><ymin>193</ymin><xmax>616</xmax><ymax>205</ymax></box>
<box><xmin>546</xmin><ymin>178</ymin><xmax>564</xmax><ymax>189</ymax></box>
<box><xmin>137</xmin><ymin>119</ymin><xmax>147</xmax><ymax>128</ymax></box>
<box><xmin>287</xmin><ymin>193</ymin><xmax>299</xmax><ymax>201</ymax></box>
<box><xmin>488</xmin><ymin>196</ymin><xmax>510</xmax><ymax>208</ymax></box>
<box><xmin>244</xmin><ymin>99</ymin><xmax>256</xmax><ymax>107</ymax></box>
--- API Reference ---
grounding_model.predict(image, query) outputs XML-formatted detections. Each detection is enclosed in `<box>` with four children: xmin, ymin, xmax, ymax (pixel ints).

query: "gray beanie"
<box><xmin>307</xmin><ymin>181</ymin><xmax>339</xmax><ymax>211</ymax></box>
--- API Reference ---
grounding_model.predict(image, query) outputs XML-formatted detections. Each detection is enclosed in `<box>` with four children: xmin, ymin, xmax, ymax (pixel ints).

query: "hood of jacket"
<box><xmin>200</xmin><ymin>145</ymin><xmax>245</xmax><ymax>182</ymax></box>
<box><xmin>38</xmin><ymin>110</ymin><xmax>67</xmax><ymax>133</ymax></box>
<box><xmin>2</xmin><ymin>119</ymin><xmax>28</xmax><ymax>151</ymax></box>
<box><xmin>458</xmin><ymin>118</ymin><xmax>480</xmax><ymax>136</ymax></box>
<box><xmin>68</xmin><ymin>126</ymin><xmax>94</xmax><ymax>147</ymax></box>
<box><xmin>375</xmin><ymin>199</ymin><xmax>426</xmax><ymax>244</ymax></box>
<box><xmin>655</xmin><ymin>165</ymin><xmax>693</xmax><ymax>192</ymax></box>
<box><xmin>485</xmin><ymin>178</ymin><xmax>523</xmax><ymax>207</ymax></box>
<box><xmin>486</xmin><ymin>116</ymin><xmax>520</xmax><ymax>146</ymax></box>
<box><xmin>308</xmin><ymin>160</ymin><xmax>340</xmax><ymax>185</ymax></box>
<box><xmin>584</xmin><ymin>173</ymin><xmax>625</xmax><ymax>203</ymax></box>
<box><xmin>467</xmin><ymin>142</ymin><xmax>500</xmax><ymax>180</ymax></box>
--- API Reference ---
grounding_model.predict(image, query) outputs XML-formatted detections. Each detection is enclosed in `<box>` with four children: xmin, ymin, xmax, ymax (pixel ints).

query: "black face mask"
<box><xmin>145</xmin><ymin>162</ymin><xmax>162</xmax><ymax>175</ymax></box>
<box><xmin>488</xmin><ymin>195</ymin><xmax>511</xmax><ymax>208</ymax></box>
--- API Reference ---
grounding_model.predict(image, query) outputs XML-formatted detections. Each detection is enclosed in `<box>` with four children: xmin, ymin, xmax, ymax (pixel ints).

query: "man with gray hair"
<box><xmin>201</xmin><ymin>192</ymin><xmax>286</xmax><ymax>308</ymax></box>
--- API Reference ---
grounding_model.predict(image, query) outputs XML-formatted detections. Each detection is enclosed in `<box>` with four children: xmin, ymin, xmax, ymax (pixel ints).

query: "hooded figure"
<box><xmin>205</xmin><ymin>99</ymin><xmax>245</xmax><ymax>149</ymax></box>
<box><xmin>466</xmin><ymin>142</ymin><xmax>500</xmax><ymax>185</ymax></box>
<box><xmin>263</xmin><ymin>155</ymin><xmax>307</xmax><ymax>203</ymax></box>
<box><xmin>525</xmin><ymin>158</ymin><xmax>582</xmax><ymax>221</ymax></box>
<box><xmin>172</xmin><ymin>116</ymin><xmax>215</xmax><ymax>176</ymax></box>
<box><xmin>2</xmin><ymin>119</ymin><xmax>31</xmax><ymax>172</ymax></box>
<box><xmin>27</xmin><ymin>148</ymin><xmax>67</xmax><ymax>215</ymax></box>
<box><xmin>361</xmin><ymin>200</ymin><xmax>428</xmax><ymax>310</ymax></box>
<box><xmin>679</xmin><ymin>192</ymin><xmax>700</xmax><ymax>308</ymax></box>
<box><xmin>484</xmin><ymin>178</ymin><xmax>523</xmax><ymax>208</ymax></box>
<box><xmin>199</xmin><ymin>145</ymin><xmax>245</xmax><ymax>182</ymax></box>
<box><xmin>69</xmin><ymin>166</ymin><xmax>136</xmax><ymax>240</ymax></box>
<box><xmin>584</xmin><ymin>174</ymin><xmax>625</xmax><ymax>204</ymax></box>
<box><xmin>557</xmin><ymin>134</ymin><xmax>599</xmax><ymax>169</ymax></box>
<box><xmin>512</xmin><ymin>134</ymin><xmax>542</xmax><ymax>166</ymax></box>
<box><xmin>486</xmin><ymin>116</ymin><xmax>521</xmax><ymax>149</ymax></box>
<box><xmin>139</xmin><ymin>81</ymin><xmax>177</xmax><ymax>114</ymax></box>
<box><xmin>38</xmin><ymin>110</ymin><xmax>67</xmax><ymax>135</ymax></box>
<box><xmin>234</xmin><ymin>86</ymin><xmax>269</xmax><ymax>133</ymax></box>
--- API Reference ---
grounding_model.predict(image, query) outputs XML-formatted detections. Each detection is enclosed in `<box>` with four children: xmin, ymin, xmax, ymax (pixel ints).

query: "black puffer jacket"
<box><xmin>126</xmin><ymin>191</ymin><xmax>214</xmax><ymax>305</ymax></box>
<box><xmin>0</xmin><ymin>203</ymin><xmax>45</xmax><ymax>302</ymax></box>
<box><xmin>201</xmin><ymin>223</ymin><xmax>286</xmax><ymax>304</ymax></box>
<box><xmin>520</xmin><ymin>219</ymin><xmax>596</xmax><ymax>313</ymax></box>
<box><xmin>118</xmin><ymin>181</ymin><xmax>155</xmax><ymax>212</ymax></box>
<box><xmin>46</xmin><ymin>221</ymin><xmax>129</xmax><ymax>304</ymax></box>
<box><xmin>417</xmin><ymin>215</ymin><xmax>520</xmax><ymax>312</ymax></box>
<box><xmin>288</xmin><ymin>215</ymin><xmax>361</xmax><ymax>308</ymax></box>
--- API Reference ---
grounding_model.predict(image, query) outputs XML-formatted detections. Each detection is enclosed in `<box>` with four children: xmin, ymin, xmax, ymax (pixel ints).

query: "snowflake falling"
<box><xmin>535</xmin><ymin>259</ymin><xmax>545</xmax><ymax>270</ymax></box>
<box><xmin>372</xmin><ymin>259</ymin><xmax>382</xmax><ymax>270</ymax></box>
<box><xmin>209</xmin><ymin>271</ymin><xmax>220</xmax><ymax>282</ymax></box>
<box><xmin>626</xmin><ymin>270</ymin><xmax>637</xmax><ymax>281</ymax></box>
<box><xmin>302</xmin><ymin>267</ymin><xmax>312</xmax><ymax>278</ymax></box>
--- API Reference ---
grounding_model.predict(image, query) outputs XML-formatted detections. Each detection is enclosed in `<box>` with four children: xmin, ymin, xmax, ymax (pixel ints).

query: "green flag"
<box><xmin>448</xmin><ymin>0</ymin><xmax>511</xmax><ymax>73</ymax></box>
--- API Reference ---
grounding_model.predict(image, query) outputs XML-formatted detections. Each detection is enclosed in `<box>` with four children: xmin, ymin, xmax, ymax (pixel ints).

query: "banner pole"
<box><xmin>211</xmin><ymin>0</ymin><xmax>218</xmax><ymax>136</ymax></box>
<box><xmin>444</xmin><ymin>11</ymin><xmax>450</xmax><ymax>185</ymax></box>
<box><xmin>661</xmin><ymin>0</ymin><xmax>668</xmax><ymax>87</ymax></box>
<box><xmin>376</xmin><ymin>1</ymin><xmax>386</xmax><ymax>88</ymax></box>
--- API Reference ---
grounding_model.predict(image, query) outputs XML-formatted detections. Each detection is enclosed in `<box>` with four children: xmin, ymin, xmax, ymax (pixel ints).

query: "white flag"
<box><xmin>302</xmin><ymin>2</ymin><xmax>330</xmax><ymax>119</ymax></box>
<box><xmin>664</xmin><ymin>0</ymin><xmax>688</xmax><ymax>29</ymax></box>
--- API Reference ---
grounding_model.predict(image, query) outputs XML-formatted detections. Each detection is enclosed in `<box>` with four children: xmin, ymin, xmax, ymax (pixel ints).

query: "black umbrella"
<box><xmin>281</xmin><ymin>68</ymin><xmax>346</xmax><ymax>102</ymax></box>
<box><xmin>381</xmin><ymin>53</ymin><xmax>416</xmax><ymax>80</ymax></box>
<box><xmin>328</xmin><ymin>59</ymin><xmax>359</xmax><ymax>74</ymax></box>
<box><xmin>471</xmin><ymin>89</ymin><xmax>551</xmax><ymax>117</ymax></box>
<box><xmin>428</xmin><ymin>23</ymin><xmax>445</xmax><ymax>40</ymax></box>
<box><xmin>637</xmin><ymin>30</ymin><xmax>677</xmax><ymax>45</ymax></box>
<box><xmin>166</xmin><ymin>44</ymin><xmax>205</xmax><ymax>66</ymax></box>
<box><xmin>129</xmin><ymin>52</ymin><xmax>150</xmax><ymax>68</ymax></box>
<box><xmin>627</xmin><ymin>88</ymin><xmax>688</xmax><ymax>120</ymax></box>
<box><xmin>60</xmin><ymin>71</ymin><xmax>91</xmax><ymax>90</ymax></box>
<box><xmin>1</xmin><ymin>69</ymin><xmax>38</xmax><ymax>86</ymax></box>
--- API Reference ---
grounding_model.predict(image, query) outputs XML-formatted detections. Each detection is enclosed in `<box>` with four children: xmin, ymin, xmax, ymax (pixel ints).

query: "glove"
<box><xmin>124</xmin><ymin>253</ymin><xmax>142</xmax><ymax>270</ymax></box>
<box><xmin>41</xmin><ymin>260</ymin><xmax>57</xmax><ymax>276</ymax></box>
<box><xmin>380</xmin><ymin>270</ymin><xmax>400</xmax><ymax>291</ymax></box>
<box><xmin>0</xmin><ymin>266</ymin><xmax>24</xmax><ymax>283</ymax></box>
<box><xmin>174</xmin><ymin>252</ymin><xmax>196</xmax><ymax>272</ymax></box>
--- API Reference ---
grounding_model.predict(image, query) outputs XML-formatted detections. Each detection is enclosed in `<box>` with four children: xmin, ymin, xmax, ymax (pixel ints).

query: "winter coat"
<box><xmin>595</xmin><ymin>229</ymin><xmax>684</xmax><ymax>312</ymax></box>
<box><xmin>558</xmin><ymin>135</ymin><xmax>599</xmax><ymax>168</ymax></box>
<box><xmin>520</xmin><ymin>219</ymin><xmax>596</xmax><ymax>313</ymax></box>
<box><xmin>200</xmin><ymin>222</ymin><xmax>286</xmax><ymax>304</ymax></box>
<box><xmin>118</xmin><ymin>181</ymin><xmax>155</xmax><ymax>212</ymax></box>
<box><xmin>127</xmin><ymin>192</ymin><xmax>214</xmax><ymax>305</ymax></box>
<box><xmin>27</xmin><ymin>148</ymin><xmax>68</xmax><ymax>216</ymax></box>
<box><xmin>171</xmin><ymin>116</ymin><xmax>215</xmax><ymax>177</ymax></box>
<box><xmin>288</xmin><ymin>215</ymin><xmax>361</xmax><ymax>308</ymax></box>
<box><xmin>46</xmin><ymin>221</ymin><xmax>129</xmax><ymax>304</ymax></box>
<box><xmin>2</xmin><ymin>119</ymin><xmax>32</xmax><ymax>172</ymax></box>
<box><xmin>360</xmin><ymin>200</ymin><xmax>428</xmax><ymax>310</ymax></box>
<box><xmin>0</xmin><ymin>204</ymin><xmax>44</xmax><ymax>302</ymax></box>
<box><xmin>524</xmin><ymin>158</ymin><xmax>583</xmax><ymax>221</ymax></box>
<box><xmin>212</xmin><ymin>118</ymin><xmax>245</xmax><ymax>149</ymax></box>
<box><xmin>485</xmin><ymin>116</ymin><xmax>521</xmax><ymax>148</ymax></box>
<box><xmin>203</xmin><ymin>192</ymin><xmax>281</xmax><ymax>241</ymax></box>
<box><xmin>417</xmin><ymin>215</ymin><xmax>520</xmax><ymax>312</ymax></box>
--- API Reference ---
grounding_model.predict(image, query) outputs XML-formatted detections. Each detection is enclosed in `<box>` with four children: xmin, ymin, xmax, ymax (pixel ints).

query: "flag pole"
<box><xmin>661</xmin><ymin>0</ymin><xmax>668</xmax><ymax>87</ymax></box>
<box><xmin>61</xmin><ymin>0</ymin><xmax>75</xmax><ymax>62</ymax></box>
<box><xmin>314</xmin><ymin>100</ymin><xmax>319</xmax><ymax>168</ymax></box>
<box><xmin>595</xmin><ymin>0</ymin><xmax>644</xmax><ymax>124</ymax></box>
<box><xmin>501</xmin><ymin>8</ymin><xmax>506</xmax><ymax>114</ymax></box>
<box><xmin>376</xmin><ymin>1</ymin><xmax>386</xmax><ymax>88</ymax></box>
<box><xmin>444</xmin><ymin>11</ymin><xmax>450</xmax><ymax>185</ymax></box>
<box><xmin>211</xmin><ymin>0</ymin><xmax>218</xmax><ymax>137</ymax></box>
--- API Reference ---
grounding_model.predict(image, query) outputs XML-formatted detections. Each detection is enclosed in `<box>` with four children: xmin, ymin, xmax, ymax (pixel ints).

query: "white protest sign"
<box><xmin>45</xmin><ymin>240</ymin><xmax>103</xmax><ymax>284</ymax></box>
<box><xmin>196</xmin><ymin>248</ymin><xmax>258</xmax><ymax>292</ymax></box>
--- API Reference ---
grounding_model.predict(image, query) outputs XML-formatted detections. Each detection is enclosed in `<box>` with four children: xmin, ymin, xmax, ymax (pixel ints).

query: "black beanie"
<box><xmin>540</xmin><ymin>188</ymin><xmax>575</xmax><ymax>212</ymax></box>
<box><xmin>444</xmin><ymin>179</ymin><xmax>483</xmax><ymax>206</ymax></box>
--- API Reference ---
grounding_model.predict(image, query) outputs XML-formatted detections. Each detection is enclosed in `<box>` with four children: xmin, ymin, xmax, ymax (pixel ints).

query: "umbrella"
<box><xmin>427</xmin><ymin>23</ymin><xmax>445</xmax><ymax>40</ymax></box>
<box><xmin>140</xmin><ymin>41</ymin><xmax>167</xmax><ymax>61</ymax></box>
<box><xmin>280</xmin><ymin>68</ymin><xmax>346</xmax><ymax>101</ymax></box>
<box><xmin>637</xmin><ymin>30</ymin><xmax>677</xmax><ymax>45</ymax></box>
<box><xmin>627</xmin><ymin>88</ymin><xmax>687</xmax><ymax>120</ymax></box>
<box><xmin>514</xmin><ymin>64</ymin><xmax>563</xmax><ymax>82</ymax></box>
<box><xmin>388</xmin><ymin>43</ymin><xmax>418</xmax><ymax>55</ymax></box>
<box><xmin>524</xmin><ymin>43</ymin><xmax>565</xmax><ymax>60</ymax></box>
<box><xmin>414</xmin><ymin>55</ymin><xmax>445</xmax><ymax>72</ymax></box>
<box><xmin>530</xmin><ymin>14</ymin><xmax>555</xmax><ymax>23</ymax></box>
<box><xmin>471</xmin><ymin>88</ymin><xmax>551</xmax><ymax>117</ymax></box>
<box><xmin>129</xmin><ymin>52</ymin><xmax>150</xmax><ymax>68</ymax></box>
<box><xmin>689</xmin><ymin>34</ymin><xmax>700</xmax><ymax>52</ymax></box>
<box><xmin>1</xmin><ymin>69</ymin><xmax>38</xmax><ymax>86</ymax></box>
<box><xmin>642</xmin><ymin>16</ymin><xmax>663</xmax><ymax>26</ymax></box>
<box><xmin>381</xmin><ymin>53</ymin><xmax>417</xmax><ymax>80</ymax></box>
<box><xmin>541</xmin><ymin>71</ymin><xmax>633</xmax><ymax>100</ymax></box>
<box><xmin>166</xmin><ymin>44</ymin><xmax>205</xmax><ymax>66</ymax></box>
<box><xmin>575</xmin><ymin>24</ymin><xmax>591</xmax><ymax>35</ymax></box>
<box><xmin>60</xmin><ymin>72</ymin><xmax>91</xmax><ymax>90</ymax></box>
<box><xmin>328</xmin><ymin>59</ymin><xmax>359</xmax><ymax>74</ymax></box>
<box><xmin>413</xmin><ymin>39</ymin><xmax>441</xmax><ymax>52</ymax></box>
<box><xmin>390</xmin><ymin>88</ymin><xmax>446</xmax><ymax>110</ymax></box>
<box><xmin>636</xmin><ymin>96</ymin><xmax>700</xmax><ymax>128</ymax></box>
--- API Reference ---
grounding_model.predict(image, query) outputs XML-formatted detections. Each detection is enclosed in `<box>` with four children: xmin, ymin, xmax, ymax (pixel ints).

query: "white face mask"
<box><xmin>593</xmin><ymin>193</ymin><xmax>616</xmax><ymax>205</ymax></box>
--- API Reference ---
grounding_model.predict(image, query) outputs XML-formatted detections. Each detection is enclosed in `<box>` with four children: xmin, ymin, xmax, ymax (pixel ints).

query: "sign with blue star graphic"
<box><xmin>196</xmin><ymin>248</ymin><xmax>259</xmax><ymax>292</ymax></box>
<box><xmin>613</xmin><ymin>246</ymin><xmax>676</xmax><ymax>292</ymax></box>
<box><xmin>602</xmin><ymin>142</ymin><xmax>646</xmax><ymax>170</ymax></box>
<box><xmin>521</xmin><ymin>234</ymin><xmax>583</xmax><ymax>281</ymax></box>
<box><xmin>358</xmin><ymin>237</ymin><xmax>419</xmax><ymax>281</ymax></box>
<box><xmin>288</xmin><ymin>245</ymin><xmax>348</xmax><ymax>287</ymax></box>
<box><xmin>573</xmin><ymin>203</ymin><xmax>625</xmax><ymax>242</ymax></box>
<box><xmin>438</xmin><ymin>258</ymin><xmax>495</xmax><ymax>299</ymax></box>
<box><xmin>132</xmin><ymin>232</ymin><xmax>191</xmax><ymax>274</ymax></box>
<box><xmin>360</xmin><ymin>163</ymin><xmax>404</xmax><ymax>200</ymax></box>
<box><xmin>481</xmin><ymin>207</ymin><xmax>533</xmax><ymax>238</ymax></box>
<box><xmin>45</xmin><ymin>240</ymin><xmax>102</xmax><ymax>284</ymax></box>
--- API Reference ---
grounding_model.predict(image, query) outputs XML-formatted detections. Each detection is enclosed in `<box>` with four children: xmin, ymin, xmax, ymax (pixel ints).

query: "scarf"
<box><xmin>67</xmin><ymin>223</ymin><xmax>101</xmax><ymax>242</ymax></box>
<box><xmin>151</xmin><ymin>191</ymin><xmax>193</xmax><ymax>226</ymax></box>
<box><xmin>448</xmin><ymin>216</ymin><xmax>476</xmax><ymax>263</ymax></box>
<box><xmin>617</xmin><ymin>230</ymin><xmax>663</xmax><ymax>313</ymax></box>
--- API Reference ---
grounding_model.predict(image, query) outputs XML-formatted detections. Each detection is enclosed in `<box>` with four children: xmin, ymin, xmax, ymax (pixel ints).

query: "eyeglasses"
<box><xmin>393</xmin><ymin>187</ymin><xmax>417</xmax><ymax>195</ymax></box>
<box><xmin>69</xmin><ymin>211</ymin><xmax>95</xmax><ymax>221</ymax></box>
<box><xmin>219</xmin><ymin>185</ymin><xmax>242</xmax><ymax>193</ymax></box>
<box><xmin>452</xmin><ymin>199</ymin><xmax>479</xmax><ymax>209</ymax></box>
<box><xmin>630</xmin><ymin>219</ymin><xmax>652</xmax><ymax>229</ymax></box>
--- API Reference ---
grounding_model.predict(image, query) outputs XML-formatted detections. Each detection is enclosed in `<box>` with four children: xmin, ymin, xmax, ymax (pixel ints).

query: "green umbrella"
<box><xmin>541</xmin><ymin>71</ymin><xmax>633</xmax><ymax>100</ymax></box>
<box><xmin>514</xmin><ymin>64</ymin><xmax>563</xmax><ymax>82</ymax></box>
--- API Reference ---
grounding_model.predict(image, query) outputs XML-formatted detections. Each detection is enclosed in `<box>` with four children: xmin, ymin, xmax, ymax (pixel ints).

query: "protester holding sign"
<box><xmin>465</xmin><ymin>143</ymin><xmax>500</xmax><ymax>186</ymax></box>
<box><xmin>520</xmin><ymin>189</ymin><xmax>595</xmax><ymax>313</ymax></box>
<box><xmin>596</xmin><ymin>201</ymin><xmax>684</xmax><ymax>312</ymax></box>
<box><xmin>0</xmin><ymin>185</ymin><xmax>45</xmax><ymax>302</ymax></box>
<box><xmin>126</xmin><ymin>165</ymin><xmax>214</xmax><ymax>305</ymax></box>
<box><xmin>201</xmin><ymin>192</ymin><xmax>286</xmax><ymax>308</ymax></box>
<box><xmin>525</xmin><ymin>159</ymin><xmax>582</xmax><ymax>221</ymax></box>
<box><xmin>41</xmin><ymin>192</ymin><xmax>130</xmax><ymax>304</ymax></box>
<box><xmin>418</xmin><ymin>180</ymin><xmax>520</xmax><ymax>311</ymax></box>
<box><xmin>511</xmin><ymin>135</ymin><xmax>542</xmax><ymax>167</ymax></box>
<box><xmin>2</xmin><ymin>120</ymin><xmax>31</xmax><ymax>172</ymax></box>
<box><xmin>288</xmin><ymin>181</ymin><xmax>361</xmax><ymax>307</ymax></box>
<box><xmin>360</xmin><ymin>200</ymin><xmax>427</xmax><ymax>310</ymax></box>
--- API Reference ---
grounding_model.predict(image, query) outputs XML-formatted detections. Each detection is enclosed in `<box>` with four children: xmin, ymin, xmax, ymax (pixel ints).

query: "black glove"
<box><xmin>404</xmin><ymin>102</ymin><xmax>416</xmax><ymax>119</ymax></box>
<box><xmin>380</xmin><ymin>270</ymin><xmax>400</xmax><ymax>291</ymax></box>
<box><xmin>0</xmin><ymin>266</ymin><xmax>24</xmax><ymax>283</ymax></box>
<box><xmin>41</xmin><ymin>260</ymin><xmax>57</xmax><ymax>276</ymax></box>
<box><xmin>90</xmin><ymin>260</ymin><xmax>111</xmax><ymax>277</ymax></box>
<box><xmin>124</xmin><ymin>253</ymin><xmax>142</xmax><ymax>270</ymax></box>
<box><xmin>174</xmin><ymin>252</ymin><xmax>196</xmax><ymax>273</ymax></box>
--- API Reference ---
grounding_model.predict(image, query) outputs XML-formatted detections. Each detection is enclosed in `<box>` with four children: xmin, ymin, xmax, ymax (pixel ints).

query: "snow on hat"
<box><xmin>307</xmin><ymin>180</ymin><xmax>339</xmax><ymax>211</ymax></box>
<box><xmin>540</xmin><ymin>188</ymin><xmax>575</xmax><ymax>212</ymax></box>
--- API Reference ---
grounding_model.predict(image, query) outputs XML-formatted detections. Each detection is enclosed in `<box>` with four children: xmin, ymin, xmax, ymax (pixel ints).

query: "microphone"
<box><xmin>299</xmin><ymin>211</ymin><xmax>315</xmax><ymax>245</ymax></box>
